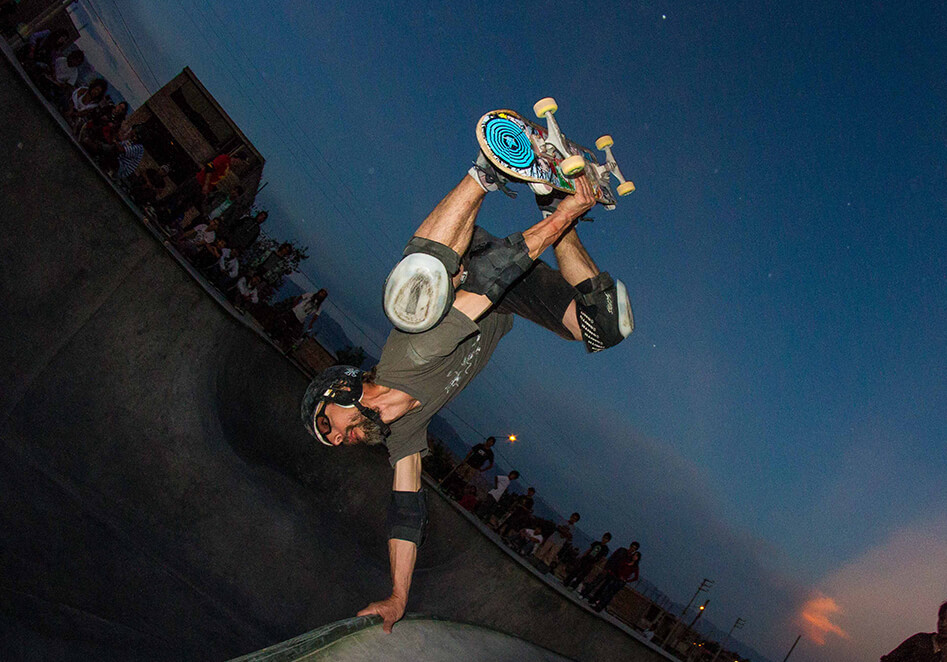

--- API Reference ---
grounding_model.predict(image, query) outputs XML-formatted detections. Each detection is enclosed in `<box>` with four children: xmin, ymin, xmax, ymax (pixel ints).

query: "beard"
<box><xmin>349</xmin><ymin>415</ymin><xmax>385</xmax><ymax>446</ymax></box>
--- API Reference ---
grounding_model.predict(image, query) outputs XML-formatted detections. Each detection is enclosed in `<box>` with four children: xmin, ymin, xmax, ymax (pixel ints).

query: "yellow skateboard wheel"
<box><xmin>595</xmin><ymin>135</ymin><xmax>614</xmax><ymax>150</ymax></box>
<box><xmin>561</xmin><ymin>155</ymin><xmax>585</xmax><ymax>176</ymax></box>
<box><xmin>533</xmin><ymin>97</ymin><xmax>558</xmax><ymax>117</ymax></box>
<box><xmin>617</xmin><ymin>181</ymin><xmax>636</xmax><ymax>196</ymax></box>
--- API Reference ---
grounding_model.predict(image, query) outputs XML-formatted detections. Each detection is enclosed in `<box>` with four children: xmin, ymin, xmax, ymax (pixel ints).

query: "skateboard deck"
<box><xmin>477</xmin><ymin>108</ymin><xmax>620</xmax><ymax>207</ymax></box>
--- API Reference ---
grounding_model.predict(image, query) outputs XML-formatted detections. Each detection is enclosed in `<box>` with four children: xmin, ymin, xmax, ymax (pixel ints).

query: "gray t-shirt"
<box><xmin>376</xmin><ymin>307</ymin><xmax>513</xmax><ymax>466</ymax></box>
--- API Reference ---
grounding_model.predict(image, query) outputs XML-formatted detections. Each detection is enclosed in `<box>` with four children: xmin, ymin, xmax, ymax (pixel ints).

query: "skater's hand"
<box><xmin>357</xmin><ymin>594</ymin><xmax>407</xmax><ymax>633</ymax></box>
<box><xmin>556</xmin><ymin>174</ymin><xmax>595</xmax><ymax>221</ymax></box>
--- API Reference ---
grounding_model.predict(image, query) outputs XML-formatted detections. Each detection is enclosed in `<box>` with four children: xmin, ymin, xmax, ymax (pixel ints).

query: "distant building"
<box><xmin>128</xmin><ymin>67</ymin><xmax>265</xmax><ymax>222</ymax></box>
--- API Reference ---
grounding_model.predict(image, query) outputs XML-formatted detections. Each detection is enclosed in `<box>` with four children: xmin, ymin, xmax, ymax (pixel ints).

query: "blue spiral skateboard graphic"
<box><xmin>477</xmin><ymin>104</ymin><xmax>635</xmax><ymax>209</ymax></box>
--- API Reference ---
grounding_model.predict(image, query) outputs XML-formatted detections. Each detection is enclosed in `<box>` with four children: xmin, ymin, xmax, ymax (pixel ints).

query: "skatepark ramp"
<box><xmin>0</xmin><ymin>52</ymin><xmax>664</xmax><ymax>662</ymax></box>
<box><xmin>228</xmin><ymin>615</ymin><xmax>572</xmax><ymax>662</ymax></box>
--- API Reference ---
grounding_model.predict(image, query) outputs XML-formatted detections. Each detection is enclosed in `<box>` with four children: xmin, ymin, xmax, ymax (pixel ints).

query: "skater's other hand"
<box><xmin>557</xmin><ymin>174</ymin><xmax>595</xmax><ymax>220</ymax></box>
<box><xmin>357</xmin><ymin>594</ymin><xmax>407</xmax><ymax>633</ymax></box>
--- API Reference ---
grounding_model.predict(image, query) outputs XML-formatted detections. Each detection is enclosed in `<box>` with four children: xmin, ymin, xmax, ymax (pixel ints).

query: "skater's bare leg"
<box><xmin>412</xmin><ymin>175</ymin><xmax>485</xmax><ymax>258</ymax></box>
<box><xmin>453</xmin><ymin>176</ymin><xmax>595</xmax><ymax>321</ymax></box>
<box><xmin>553</xmin><ymin>228</ymin><xmax>601</xmax><ymax>340</ymax></box>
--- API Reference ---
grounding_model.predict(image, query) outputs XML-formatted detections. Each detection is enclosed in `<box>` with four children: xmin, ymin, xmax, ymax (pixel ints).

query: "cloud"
<box><xmin>799</xmin><ymin>594</ymin><xmax>850</xmax><ymax>645</ymax></box>
<box><xmin>799</xmin><ymin>513</ymin><xmax>947</xmax><ymax>662</ymax></box>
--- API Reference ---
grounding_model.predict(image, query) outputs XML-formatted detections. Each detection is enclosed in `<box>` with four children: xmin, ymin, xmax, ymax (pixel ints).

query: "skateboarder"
<box><xmin>300</xmin><ymin>155</ymin><xmax>635</xmax><ymax>632</ymax></box>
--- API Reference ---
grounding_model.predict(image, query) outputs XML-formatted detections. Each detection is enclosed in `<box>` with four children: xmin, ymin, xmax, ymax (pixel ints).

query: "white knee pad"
<box><xmin>383</xmin><ymin>253</ymin><xmax>454</xmax><ymax>333</ymax></box>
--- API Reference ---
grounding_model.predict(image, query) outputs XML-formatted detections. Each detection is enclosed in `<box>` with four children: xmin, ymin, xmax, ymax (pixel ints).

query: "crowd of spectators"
<box><xmin>17</xmin><ymin>30</ymin><xmax>146</xmax><ymax>186</ymax></box>
<box><xmin>16</xmin><ymin>32</ymin><xmax>324</xmax><ymax>354</ymax></box>
<box><xmin>435</xmin><ymin>436</ymin><xmax>645</xmax><ymax>617</ymax></box>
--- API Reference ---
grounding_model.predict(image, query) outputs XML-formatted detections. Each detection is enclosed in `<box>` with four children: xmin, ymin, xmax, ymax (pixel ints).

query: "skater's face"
<box><xmin>315</xmin><ymin>402</ymin><xmax>385</xmax><ymax>447</ymax></box>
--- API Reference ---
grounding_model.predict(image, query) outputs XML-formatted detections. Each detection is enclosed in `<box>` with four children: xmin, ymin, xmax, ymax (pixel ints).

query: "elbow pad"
<box><xmin>387</xmin><ymin>489</ymin><xmax>428</xmax><ymax>546</ymax></box>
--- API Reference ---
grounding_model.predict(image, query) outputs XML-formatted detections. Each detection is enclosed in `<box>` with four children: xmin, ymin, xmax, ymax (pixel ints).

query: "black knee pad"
<box><xmin>459</xmin><ymin>230</ymin><xmax>534</xmax><ymax>303</ymax></box>
<box><xmin>575</xmin><ymin>272</ymin><xmax>634</xmax><ymax>353</ymax></box>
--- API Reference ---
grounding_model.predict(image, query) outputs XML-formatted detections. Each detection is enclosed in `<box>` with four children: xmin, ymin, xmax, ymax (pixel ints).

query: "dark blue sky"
<box><xmin>72</xmin><ymin>1</ymin><xmax>947</xmax><ymax>659</ymax></box>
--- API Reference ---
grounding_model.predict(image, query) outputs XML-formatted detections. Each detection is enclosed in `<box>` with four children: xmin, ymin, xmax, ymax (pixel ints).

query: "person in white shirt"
<box><xmin>478</xmin><ymin>469</ymin><xmax>519</xmax><ymax>523</ymax></box>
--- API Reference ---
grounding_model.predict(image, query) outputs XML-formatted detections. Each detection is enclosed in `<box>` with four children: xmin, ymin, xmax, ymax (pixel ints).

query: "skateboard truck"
<box><xmin>594</xmin><ymin>135</ymin><xmax>636</xmax><ymax>197</ymax></box>
<box><xmin>531</xmin><ymin>97</ymin><xmax>634</xmax><ymax>207</ymax></box>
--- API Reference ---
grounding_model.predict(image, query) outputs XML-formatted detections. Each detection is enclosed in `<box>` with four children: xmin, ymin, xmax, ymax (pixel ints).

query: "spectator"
<box><xmin>565</xmin><ymin>532</ymin><xmax>612</xmax><ymax>591</ymax></box>
<box><xmin>881</xmin><ymin>600</ymin><xmax>947</xmax><ymax>662</ymax></box>
<box><xmin>218</xmin><ymin>210</ymin><xmax>267</xmax><ymax>251</ymax></box>
<box><xmin>292</xmin><ymin>288</ymin><xmax>327</xmax><ymax>332</ymax></box>
<box><xmin>128</xmin><ymin>167</ymin><xmax>168</xmax><ymax>208</ymax></box>
<box><xmin>455</xmin><ymin>436</ymin><xmax>496</xmax><ymax>488</ymax></box>
<box><xmin>18</xmin><ymin>28</ymin><xmax>70</xmax><ymax>79</ymax></box>
<box><xmin>458</xmin><ymin>485</ymin><xmax>479</xmax><ymax>512</ymax></box>
<box><xmin>208</xmin><ymin>185</ymin><xmax>244</xmax><ymax>221</ymax></box>
<box><xmin>534</xmin><ymin>512</ymin><xmax>580</xmax><ymax>569</ymax></box>
<box><xmin>211</xmin><ymin>244</ymin><xmax>240</xmax><ymax>289</ymax></box>
<box><xmin>511</xmin><ymin>520</ymin><xmax>544</xmax><ymax>556</ymax></box>
<box><xmin>45</xmin><ymin>49</ymin><xmax>84</xmax><ymax>102</ymax></box>
<box><xmin>65</xmin><ymin>78</ymin><xmax>107</xmax><ymax>130</ymax></box>
<box><xmin>499</xmin><ymin>486</ymin><xmax>536</xmax><ymax>537</ymax></box>
<box><xmin>176</xmin><ymin>218</ymin><xmax>220</xmax><ymax>268</ymax></box>
<box><xmin>478</xmin><ymin>469</ymin><xmax>518</xmax><ymax>522</ymax></box>
<box><xmin>235</xmin><ymin>273</ymin><xmax>262</xmax><ymax>307</ymax></box>
<box><xmin>589</xmin><ymin>542</ymin><xmax>641</xmax><ymax>612</ymax></box>
<box><xmin>158</xmin><ymin>152</ymin><xmax>245</xmax><ymax>224</ymax></box>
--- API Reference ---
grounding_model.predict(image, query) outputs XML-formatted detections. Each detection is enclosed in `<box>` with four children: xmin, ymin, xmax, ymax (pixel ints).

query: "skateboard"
<box><xmin>476</xmin><ymin>97</ymin><xmax>635</xmax><ymax>210</ymax></box>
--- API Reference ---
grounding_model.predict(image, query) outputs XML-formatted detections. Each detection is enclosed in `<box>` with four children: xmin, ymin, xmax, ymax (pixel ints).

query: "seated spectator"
<box><xmin>41</xmin><ymin>49</ymin><xmax>84</xmax><ymax>105</ymax></box>
<box><xmin>112</xmin><ymin>123</ymin><xmax>145</xmax><ymax>181</ymax></box>
<box><xmin>499</xmin><ymin>487</ymin><xmax>537</xmax><ymax>538</ymax></box>
<box><xmin>128</xmin><ymin>167</ymin><xmax>168</xmax><ymax>208</ymax></box>
<box><xmin>65</xmin><ymin>78</ymin><xmax>108</xmax><ymax>130</ymax></box>
<box><xmin>217</xmin><ymin>210</ymin><xmax>267</xmax><ymax>251</ymax></box>
<box><xmin>157</xmin><ymin>152</ymin><xmax>245</xmax><ymax>224</ymax></box>
<box><xmin>18</xmin><ymin>28</ymin><xmax>69</xmax><ymax>79</ymax></box>
<box><xmin>511</xmin><ymin>521</ymin><xmax>544</xmax><ymax>557</ymax></box>
<box><xmin>211</xmin><ymin>245</ymin><xmax>240</xmax><ymax>289</ymax></box>
<box><xmin>534</xmin><ymin>512</ymin><xmax>580</xmax><ymax>570</ymax></box>
<box><xmin>234</xmin><ymin>273</ymin><xmax>262</xmax><ymax>307</ymax></box>
<box><xmin>458</xmin><ymin>485</ymin><xmax>479</xmax><ymax>512</ymax></box>
<box><xmin>208</xmin><ymin>185</ymin><xmax>244</xmax><ymax>221</ymax></box>
<box><xmin>176</xmin><ymin>218</ymin><xmax>220</xmax><ymax>268</ymax></box>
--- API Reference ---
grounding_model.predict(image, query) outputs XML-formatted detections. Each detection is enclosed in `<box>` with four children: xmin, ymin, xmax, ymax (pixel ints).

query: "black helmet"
<box><xmin>300</xmin><ymin>366</ymin><xmax>389</xmax><ymax>446</ymax></box>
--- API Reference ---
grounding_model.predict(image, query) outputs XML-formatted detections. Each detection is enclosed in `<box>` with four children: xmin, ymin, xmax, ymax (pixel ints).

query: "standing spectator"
<box><xmin>478</xmin><ymin>470</ymin><xmax>518</xmax><ymax>522</ymax></box>
<box><xmin>218</xmin><ymin>210</ymin><xmax>267</xmax><ymax>251</ymax></box>
<box><xmin>881</xmin><ymin>600</ymin><xmax>947</xmax><ymax>662</ymax></box>
<box><xmin>499</xmin><ymin>487</ymin><xmax>536</xmax><ymax>537</ymax></box>
<box><xmin>589</xmin><ymin>542</ymin><xmax>641</xmax><ymax>612</ymax></box>
<box><xmin>534</xmin><ymin>512</ymin><xmax>580</xmax><ymax>569</ymax></box>
<box><xmin>292</xmin><ymin>289</ymin><xmax>327</xmax><ymax>333</ymax></box>
<box><xmin>455</xmin><ymin>437</ymin><xmax>496</xmax><ymax>489</ymax></box>
<box><xmin>565</xmin><ymin>532</ymin><xmax>612</xmax><ymax>591</ymax></box>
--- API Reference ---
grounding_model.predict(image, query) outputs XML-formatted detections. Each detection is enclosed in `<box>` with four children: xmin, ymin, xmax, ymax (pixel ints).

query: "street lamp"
<box><xmin>710</xmin><ymin>617</ymin><xmax>745</xmax><ymax>662</ymax></box>
<box><xmin>661</xmin><ymin>578</ymin><xmax>714</xmax><ymax>648</ymax></box>
<box><xmin>508</xmin><ymin>434</ymin><xmax>517</xmax><ymax>442</ymax></box>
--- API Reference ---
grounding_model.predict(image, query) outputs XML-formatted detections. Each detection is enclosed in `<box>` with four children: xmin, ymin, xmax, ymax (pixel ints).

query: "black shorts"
<box><xmin>463</xmin><ymin>226</ymin><xmax>578</xmax><ymax>341</ymax></box>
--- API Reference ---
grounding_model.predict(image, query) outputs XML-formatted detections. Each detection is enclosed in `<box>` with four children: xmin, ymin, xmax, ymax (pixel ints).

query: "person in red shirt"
<box><xmin>158</xmin><ymin>152</ymin><xmax>245</xmax><ymax>226</ymax></box>
<box><xmin>589</xmin><ymin>542</ymin><xmax>640</xmax><ymax>612</ymax></box>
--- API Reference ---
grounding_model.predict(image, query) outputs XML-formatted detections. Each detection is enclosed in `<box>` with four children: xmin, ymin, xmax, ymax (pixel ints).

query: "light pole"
<box><xmin>710</xmin><ymin>617</ymin><xmax>745</xmax><ymax>662</ymax></box>
<box><xmin>661</xmin><ymin>578</ymin><xmax>714</xmax><ymax>648</ymax></box>
<box><xmin>781</xmin><ymin>634</ymin><xmax>802</xmax><ymax>662</ymax></box>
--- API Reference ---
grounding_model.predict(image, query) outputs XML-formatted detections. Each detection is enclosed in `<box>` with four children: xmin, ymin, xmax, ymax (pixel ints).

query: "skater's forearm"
<box><xmin>388</xmin><ymin>537</ymin><xmax>417</xmax><ymax>607</ymax></box>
